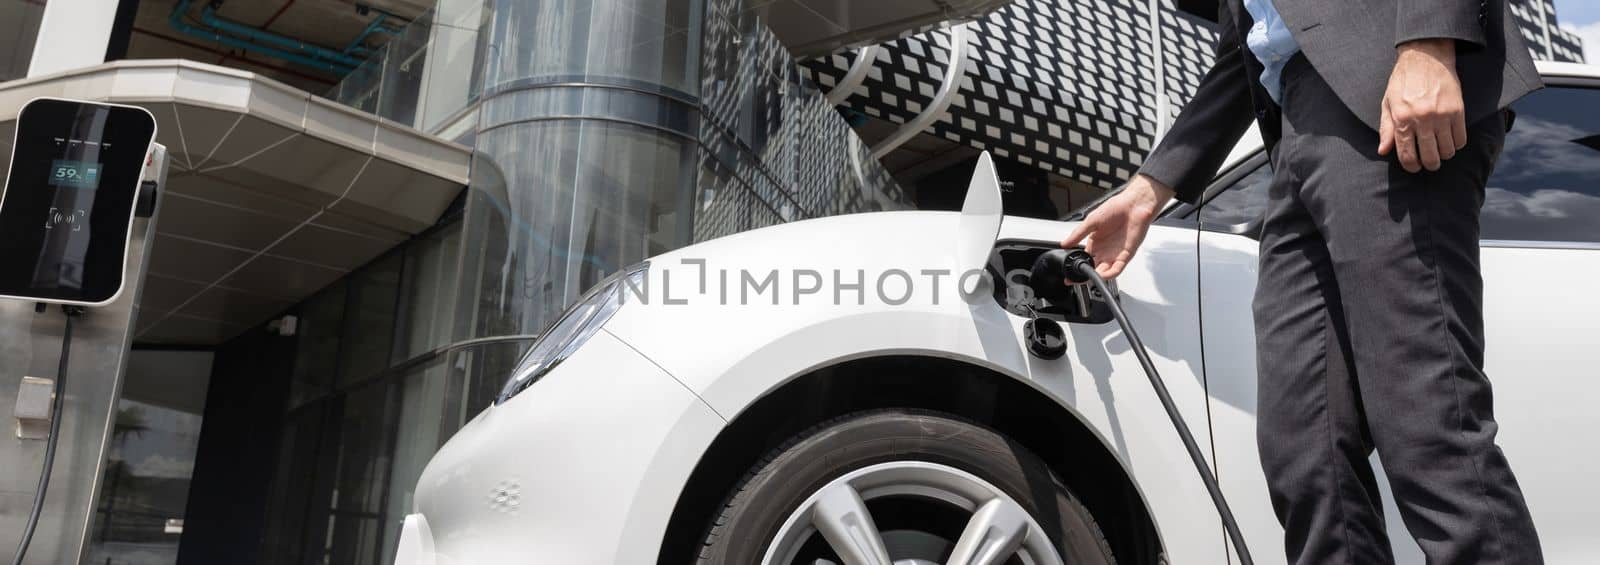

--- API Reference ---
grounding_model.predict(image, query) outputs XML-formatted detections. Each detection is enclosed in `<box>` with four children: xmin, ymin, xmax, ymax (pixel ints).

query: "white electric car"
<box><xmin>394</xmin><ymin>63</ymin><xmax>1600</xmax><ymax>564</ymax></box>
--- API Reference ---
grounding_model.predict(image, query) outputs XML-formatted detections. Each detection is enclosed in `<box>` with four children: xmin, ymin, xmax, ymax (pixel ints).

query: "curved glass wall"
<box><xmin>457</xmin><ymin>0</ymin><xmax>704</xmax><ymax>341</ymax></box>
<box><xmin>457</xmin><ymin>0</ymin><xmax>910</xmax><ymax>342</ymax></box>
<box><xmin>480</xmin><ymin>0</ymin><xmax>700</xmax><ymax>96</ymax></box>
<box><xmin>459</xmin><ymin>117</ymin><xmax>696</xmax><ymax>338</ymax></box>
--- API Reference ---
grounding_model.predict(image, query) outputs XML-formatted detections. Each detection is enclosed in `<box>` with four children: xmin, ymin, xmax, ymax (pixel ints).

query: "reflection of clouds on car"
<box><xmin>1493</xmin><ymin>116</ymin><xmax>1600</xmax><ymax>182</ymax></box>
<box><xmin>1482</xmin><ymin>112</ymin><xmax>1600</xmax><ymax>243</ymax></box>
<box><xmin>1481</xmin><ymin>187</ymin><xmax>1600</xmax><ymax>242</ymax></box>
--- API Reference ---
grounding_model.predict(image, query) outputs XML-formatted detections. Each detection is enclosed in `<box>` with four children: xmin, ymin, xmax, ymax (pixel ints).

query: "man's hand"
<box><xmin>1379</xmin><ymin>38</ymin><xmax>1467</xmax><ymax>173</ymax></box>
<box><xmin>1061</xmin><ymin>174</ymin><xmax>1175</xmax><ymax>280</ymax></box>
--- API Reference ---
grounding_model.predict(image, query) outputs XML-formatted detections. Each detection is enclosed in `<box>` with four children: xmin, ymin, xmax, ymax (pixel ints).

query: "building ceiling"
<box><xmin>127</xmin><ymin>0</ymin><xmax>435</xmax><ymax>92</ymax></box>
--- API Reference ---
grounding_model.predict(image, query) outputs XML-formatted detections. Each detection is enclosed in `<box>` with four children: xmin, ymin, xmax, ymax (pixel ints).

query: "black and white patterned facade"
<box><xmin>694</xmin><ymin>0</ymin><xmax>909</xmax><ymax>243</ymax></box>
<box><xmin>802</xmin><ymin>0</ymin><xmax>1585</xmax><ymax>194</ymax></box>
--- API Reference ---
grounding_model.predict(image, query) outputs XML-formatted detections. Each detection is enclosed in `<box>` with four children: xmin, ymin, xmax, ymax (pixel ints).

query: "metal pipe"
<box><xmin>168</xmin><ymin>0</ymin><xmax>356</xmax><ymax>74</ymax></box>
<box><xmin>870</xmin><ymin>23</ymin><xmax>973</xmax><ymax>159</ymax></box>
<box><xmin>198</xmin><ymin>2</ymin><xmax>364</xmax><ymax>67</ymax></box>
<box><xmin>343</xmin><ymin>13</ymin><xmax>390</xmax><ymax>57</ymax></box>
<box><xmin>825</xmin><ymin>44</ymin><xmax>880</xmax><ymax>105</ymax></box>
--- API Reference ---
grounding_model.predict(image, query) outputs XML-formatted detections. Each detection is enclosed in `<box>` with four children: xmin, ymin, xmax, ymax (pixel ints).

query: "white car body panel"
<box><xmin>1470</xmin><ymin>246</ymin><xmax>1600</xmax><ymax>563</ymax></box>
<box><xmin>401</xmin><ymin>62</ymin><xmax>1600</xmax><ymax>564</ymax></box>
<box><xmin>409</xmin><ymin>331</ymin><xmax>725</xmax><ymax>565</ymax></box>
<box><xmin>604</xmin><ymin>211</ymin><xmax>1230</xmax><ymax>563</ymax></box>
<box><xmin>404</xmin><ymin>198</ymin><xmax>1600</xmax><ymax>565</ymax></box>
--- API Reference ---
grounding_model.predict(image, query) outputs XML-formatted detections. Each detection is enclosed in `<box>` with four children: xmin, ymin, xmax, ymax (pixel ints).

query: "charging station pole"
<box><xmin>0</xmin><ymin>97</ymin><xmax>167</xmax><ymax>564</ymax></box>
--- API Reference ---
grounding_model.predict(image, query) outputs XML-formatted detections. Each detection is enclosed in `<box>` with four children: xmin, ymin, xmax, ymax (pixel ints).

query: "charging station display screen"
<box><xmin>49</xmin><ymin>159</ymin><xmax>102</xmax><ymax>189</ymax></box>
<box><xmin>0</xmin><ymin>98</ymin><xmax>155</xmax><ymax>305</ymax></box>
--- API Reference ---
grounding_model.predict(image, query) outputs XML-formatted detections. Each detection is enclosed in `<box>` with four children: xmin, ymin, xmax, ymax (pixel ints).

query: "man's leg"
<box><xmin>1253</xmin><ymin>112</ymin><xmax>1394</xmax><ymax>564</ymax></box>
<box><xmin>1283</xmin><ymin>58</ymin><xmax>1544</xmax><ymax>564</ymax></box>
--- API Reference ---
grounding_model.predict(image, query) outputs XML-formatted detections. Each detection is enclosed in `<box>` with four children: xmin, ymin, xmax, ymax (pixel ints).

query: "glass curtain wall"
<box><xmin>453</xmin><ymin>0</ymin><xmax>910</xmax><ymax>346</ymax></box>
<box><xmin>327</xmin><ymin>0</ymin><xmax>489</xmax><ymax>134</ymax></box>
<box><xmin>454</xmin><ymin>0</ymin><xmax>704</xmax><ymax>345</ymax></box>
<box><xmin>86</xmin><ymin>350</ymin><xmax>215</xmax><ymax>565</ymax></box>
<box><xmin>253</xmin><ymin>216</ymin><xmax>506</xmax><ymax>565</ymax></box>
<box><xmin>246</xmin><ymin>1</ymin><xmax>914</xmax><ymax>562</ymax></box>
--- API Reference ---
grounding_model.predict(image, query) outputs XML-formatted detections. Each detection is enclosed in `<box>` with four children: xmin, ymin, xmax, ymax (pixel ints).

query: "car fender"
<box><xmin>605</xmin><ymin>211</ymin><xmax>1232</xmax><ymax>563</ymax></box>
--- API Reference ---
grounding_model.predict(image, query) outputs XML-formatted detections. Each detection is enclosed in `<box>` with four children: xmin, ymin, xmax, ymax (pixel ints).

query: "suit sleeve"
<box><xmin>1396</xmin><ymin>0</ymin><xmax>1487</xmax><ymax>47</ymax></box>
<box><xmin>1134</xmin><ymin>9</ymin><xmax>1254</xmax><ymax>204</ymax></box>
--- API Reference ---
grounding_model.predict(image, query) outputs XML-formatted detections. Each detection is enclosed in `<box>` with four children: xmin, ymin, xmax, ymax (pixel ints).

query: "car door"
<box><xmin>992</xmin><ymin>213</ymin><xmax>1227</xmax><ymax>563</ymax></box>
<box><xmin>1190</xmin><ymin>79</ymin><xmax>1600</xmax><ymax>564</ymax></box>
<box><xmin>1469</xmin><ymin>80</ymin><xmax>1600</xmax><ymax>563</ymax></box>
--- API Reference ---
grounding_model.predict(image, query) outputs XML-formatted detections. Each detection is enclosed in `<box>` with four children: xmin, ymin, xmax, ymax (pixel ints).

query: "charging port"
<box><xmin>986</xmin><ymin>240</ymin><xmax>1117</xmax><ymax>324</ymax></box>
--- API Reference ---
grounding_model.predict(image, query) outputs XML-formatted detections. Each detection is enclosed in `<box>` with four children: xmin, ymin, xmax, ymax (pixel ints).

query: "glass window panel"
<box><xmin>1483</xmin><ymin>86</ymin><xmax>1600</xmax><ymax>243</ymax></box>
<box><xmin>379</xmin><ymin>355</ymin><xmax>461</xmax><ymax>565</ymax></box>
<box><xmin>334</xmin><ymin>53</ymin><xmax>386</xmax><ymax>114</ymax></box>
<box><xmin>394</xmin><ymin>222</ymin><xmax>462</xmax><ymax>362</ymax></box>
<box><xmin>1199</xmin><ymin>163</ymin><xmax>1270</xmax><ymax>229</ymax></box>
<box><xmin>377</xmin><ymin>40</ymin><xmax>427</xmax><ymax>126</ymax></box>
<box><xmin>290</xmin><ymin>283</ymin><xmax>347</xmax><ymax>408</ymax></box>
<box><xmin>330</xmin><ymin>381</ymin><xmax>396</xmax><ymax>516</ymax></box>
<box><xmin>324</xmin><ymin>515</ymin><xmax>384</xmax><ymax>565</ymax></box>
<box><xmin>86</xmin><ymin>350</ymin><xmax>213</xmax><ymax>565</ymax></box>
<box><xmin>461</xmin><ymin>120</ymin><xmax>694</xmax><ymax>339</ymax></box>
<box><xmin>419</xmin><ymin>0</ymin><xmax>489</xmax><ymax>131</ymax></box>
<box><xmin>483</xmin><ymin>0</ymin><xmax>699</xmax><ymax>94</ymax></box>
<box><xmin>258</xmin><ymin>401</ymin><xmax>334</xmax><ymax>565</ymax></box>
<box><xmin>339</xmin><ymin>252</ymin><xmax>403</xmax><ymax>385</ymax></box>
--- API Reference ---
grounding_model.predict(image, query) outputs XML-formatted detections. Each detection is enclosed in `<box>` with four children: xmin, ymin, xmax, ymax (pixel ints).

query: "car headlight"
<box><xmin>497</xmin><ymin>262</ymin><xmax>648</xmax><ymax>403</ymax></box>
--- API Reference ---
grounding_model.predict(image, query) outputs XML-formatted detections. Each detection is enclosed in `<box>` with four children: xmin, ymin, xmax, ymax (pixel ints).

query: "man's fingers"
<box><xmin>1378</xmin><ymin>104</ymin><xmax>1394</xmax><ymax>156</ymax></box>
<box><xmin>1417</xmin><ymin>129</ymin><xmax>1442</xmax><ymax>171</ymax></box>
<box><xmin>1437</xmin><ymin>126</ymin><xmax>1458</xmax><ymax>161</ymax></box>
<box><xmin>1061</xmin><ymin>217</ymin><xmax>1098</xmax><ymax>248</ymax></box>
<box><xmin>1098</xmin><ymin>259</ymin><xmax>1125</xmax><ymax>280</ymax></box>
<box><xmin>1394</xmin><ymin>125</ymin><xmax>1421</xmax><ymax>173</ymax></box>
<box><xmin>1452</xmin><ymin>114</ymin><xmax>1468</xmax><ymax>150</ymax></box>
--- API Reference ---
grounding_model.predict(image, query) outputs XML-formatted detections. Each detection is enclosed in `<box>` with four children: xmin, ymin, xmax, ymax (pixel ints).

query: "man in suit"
<box><xmin>1063</xmin><ymin>0</ymin><xmax>1544</xmax><ymax>562</ymax></box>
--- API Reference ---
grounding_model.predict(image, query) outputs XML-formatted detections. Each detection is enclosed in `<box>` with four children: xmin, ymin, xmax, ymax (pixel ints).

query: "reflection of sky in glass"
<box><xmin>1482</xmin><ymin>89</ymin><xmax>1600</xmax><ymax>243</ymax></box>
<box><xmin>111</xmin><ymin>399</ymin><xmax>203</xmax><ymax>479</ymax></box>
<box><xmin>86</xmin><ymin>398</ymin><xmax>205</xmax><ymax>565</ymax></box>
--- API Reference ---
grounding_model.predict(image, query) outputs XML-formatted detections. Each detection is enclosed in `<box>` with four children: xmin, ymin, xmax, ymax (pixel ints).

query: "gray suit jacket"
<box><xmin>1139</xmin><ymin>0</ymin><xmax>1542</xmax><ymax>203</ymax></box>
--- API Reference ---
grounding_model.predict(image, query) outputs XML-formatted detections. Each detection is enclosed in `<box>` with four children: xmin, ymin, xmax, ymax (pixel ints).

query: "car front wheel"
<box><xmin>696</xmin><ymin>409</ymin><xmax>1116</xmax><ymax>564</ymax></box>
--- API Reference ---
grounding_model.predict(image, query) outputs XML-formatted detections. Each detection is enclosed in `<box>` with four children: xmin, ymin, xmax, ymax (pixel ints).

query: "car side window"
<box><xmin>1198</xmin><ymin>160</ymin><xmax>1271</xmax><ymax>232</ymax></box>
<box><xmin>1483</xmin><ymin>85</ymin><xmax>1600</xmax><ymax>244</ymax></box>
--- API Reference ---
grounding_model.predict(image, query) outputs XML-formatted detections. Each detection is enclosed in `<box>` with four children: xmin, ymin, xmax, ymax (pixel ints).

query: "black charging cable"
<box><xmin>12</xmin><ymin>305</ymin><xmax>83</xmax><ymax>565</ymax></box>
<box><xmin>1061</xmin><ymin>249</ymin><xmax>1255</xmax><ymax>565</ymax></box>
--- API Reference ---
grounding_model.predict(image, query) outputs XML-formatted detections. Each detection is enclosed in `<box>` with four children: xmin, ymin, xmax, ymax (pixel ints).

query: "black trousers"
<box><xmin>1252</xmin><ymin>55</ymin><xmax>1543</xmax><ymax>564</ymax></box>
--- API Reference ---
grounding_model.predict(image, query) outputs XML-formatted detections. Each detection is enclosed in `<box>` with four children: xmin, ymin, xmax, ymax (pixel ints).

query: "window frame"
<box><xmin>1167</xmin><ymin>150</ymin><xmax>1270</xmax><ymax>238</ymax></box>
<box><xmin>1175</xmin><ymin>73</ymin><xmax>1600</xmax><ymax>248</ymax></box>
<box><xmin>1479</xmin><ymin>74</ymin><xmax>1600</xmax><ymax>251</ymax></box>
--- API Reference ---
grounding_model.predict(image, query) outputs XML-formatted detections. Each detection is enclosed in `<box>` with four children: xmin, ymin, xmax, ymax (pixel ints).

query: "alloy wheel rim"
<box><xmin>760</xmin><ymin>461</ymin><xmax>1066</xmax><ymax>565</ymax></box>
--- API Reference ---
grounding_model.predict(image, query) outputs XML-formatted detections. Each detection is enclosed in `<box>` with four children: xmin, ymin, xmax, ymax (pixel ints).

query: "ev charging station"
<box><xmin>0</xmin><ymin>98</ymin><xmax>156</xmax><ymax>306</ymax></box>
<box><xmin>0</xmin><ymin>97</ymin><xmax>165</xmax><ymax>565</ymax></box>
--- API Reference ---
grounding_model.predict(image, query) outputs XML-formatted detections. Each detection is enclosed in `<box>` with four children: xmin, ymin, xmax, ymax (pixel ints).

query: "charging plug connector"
<box><xmin>1062</xmin><ymin>249</ymin><xmax>1096</xmax><ymax>283</ymax></box>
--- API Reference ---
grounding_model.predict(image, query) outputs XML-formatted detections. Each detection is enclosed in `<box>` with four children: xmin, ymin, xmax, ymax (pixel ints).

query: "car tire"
<box><xmin>696</xmin><ymin>409</ymin><xmax>1116</xmax><ymax>564</ymax></box>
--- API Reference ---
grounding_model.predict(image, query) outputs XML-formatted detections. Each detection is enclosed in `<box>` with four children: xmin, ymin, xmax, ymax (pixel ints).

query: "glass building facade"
<box><xmin>157</xmin><ymin>1</ymin><xmax>909</xmax><ymax>563</ymax></box>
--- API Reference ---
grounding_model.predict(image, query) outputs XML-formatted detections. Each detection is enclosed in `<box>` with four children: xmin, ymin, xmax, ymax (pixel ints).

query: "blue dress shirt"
<box><xmin>1242</xmin><ymin>0</ymin><xmax>1301</xmax><ymax>105</ymax></box>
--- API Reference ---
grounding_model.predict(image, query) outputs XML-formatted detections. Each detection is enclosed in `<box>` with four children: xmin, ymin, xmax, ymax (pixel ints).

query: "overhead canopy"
<box><xmin>0</xmin><ymin>59</ymin><xmax>471</xmax><ymax>345</ymax></box>
<box><xmin>759</xmin><ymin>0</ymin><xmax>1014</xmax><ymax>57</ymax></box>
